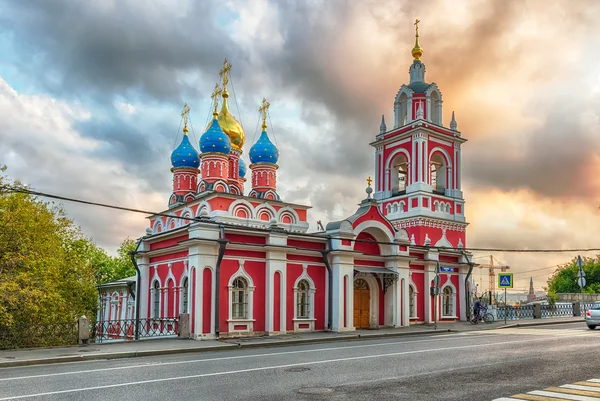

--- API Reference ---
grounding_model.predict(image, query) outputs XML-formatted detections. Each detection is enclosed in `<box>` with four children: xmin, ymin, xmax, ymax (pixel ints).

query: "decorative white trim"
<box><xmin>195</xmin><ymin>200</ymin><xmax>212</xmax><ymax>217</ymax></box>
<box><xmin>228</xmin><ymin>199</ymin><xmax>255</xmax><ymax>219</ymax></box>
<box><xmin>428</xmin><ymin>146</ymin><xmax>452</xmax><ymax>168</ymax></box>
<box><xmin>392</xmin><ymin>217</ymin><xmax>467</xmax><ymax>233</ymax></box>
<box><xmin>227</xmin><ymin>261</ymin><xmax>256</xmax><ymax>333</ymax></box>
<box><xmin>152</xmin><ymin>219</ymin><xmax>165</xmax><ymax>234</ymax></box>
<box><xmin>408</xmin><ymin>283</ymin><xmax>418</xmax><ymax>319</ymax></box>
<box><xmin>277</xmin><ymin>206</ymin><xmax>300</xmax><ymax>225</ymax></box>
<box><xmin>255</xmin><ymin>203</ymin><xmax>277</xmax><ymax>221</ymax></box>
<box><xmin>293</xmin><ymin>264</ymin><xmax>317</xmax><ymax>331</ymax></box>
<box><xmin>441</xmin><ymin>281</ymin><xmax>457</xmax><ymax>318</ymax></box>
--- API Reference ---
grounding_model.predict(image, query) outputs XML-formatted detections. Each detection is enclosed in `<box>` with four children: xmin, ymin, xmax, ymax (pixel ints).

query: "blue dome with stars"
<box><xmin>200</xmin><ymin>118</ymin><xmax>232</xmax><ymax>154</ymax></box>
<box><xmin>171</xmin><ymin>133</ymin><xmax>200</xmax><ymax>169</ymax></box>
<box><xmin>239</xmin><ymin>158</ymin><xmax>247</xmax><ymax>178</ymax></box>
<box><xmin>249</xmin><ymin>131</ymin><xmax>279</xmax><ymax>164</ymax></box>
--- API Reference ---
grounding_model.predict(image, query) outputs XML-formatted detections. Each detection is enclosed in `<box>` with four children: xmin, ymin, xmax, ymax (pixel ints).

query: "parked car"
<box><xmin>585</xmin><ymin>303</ymin><xmax>600</xmax><ymax>329</ymax></box>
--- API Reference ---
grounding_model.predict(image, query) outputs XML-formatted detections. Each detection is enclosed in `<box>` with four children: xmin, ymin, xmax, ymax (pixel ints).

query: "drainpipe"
<box><xmin>128</xmin><ymin>237</ymin><xmax>145</xmax><ymax>341</ymax></box>
<box><xmin>214</xmin><ymin>225</ymin><xmax>229</xmax><ymax>339</ymax></box>
<box><xmin>462</xmin><ymin>250</ymin><xmax>474</xmax><ymax>320</ymax></box>
<box><xmin>320</xmin><ymin>238</ymin><xmax>333</xmax><ymax>331</ymax></box>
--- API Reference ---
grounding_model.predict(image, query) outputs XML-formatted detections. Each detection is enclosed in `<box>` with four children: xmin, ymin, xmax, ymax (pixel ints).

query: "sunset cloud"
<box><xmin>1</xmin><ymin>0</ymin><xmax>599</xmax><ymax>291</ymax></box>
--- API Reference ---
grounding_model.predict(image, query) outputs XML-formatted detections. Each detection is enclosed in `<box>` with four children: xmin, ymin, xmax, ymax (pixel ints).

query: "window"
<box><xmin>409</xmin><ymin>286</ymin><xmax>416</xmax><ymax>318</ymax></box>
<box><xmin>231</xmin><ymin>277</ymin><xmax>248</xmax><ymax>319</ymax></box>
<box><xmin>430</xmin><ymin>153</ymin><xmax>447</xmax><ymax>193</ymax></box>
<box><xmin>390</xmin><ymin>153</ymin><xmax>409</xmax><ymax>194</ymax></box>
<box><xmin>152</xmin><ymin>281</ymin><xmax>160</xmax><ymax>319</ymax></box>
<box><xmin>442</xmin><ymin>286</ymin><xmax>454</xmax><ymax>316</ymax></box>
<box><xmin>181</xmin><ymin>277</ymin><xmax>189</xmax><ymax>314</ymax></box>
<box><xmin>296</xmin><ymin>280</ymin><xmax>310</xmax><ymax>318</ymax></box>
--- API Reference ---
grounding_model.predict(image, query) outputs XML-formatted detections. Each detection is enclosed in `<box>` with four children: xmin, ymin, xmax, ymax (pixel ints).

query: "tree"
<box><xmin>0</xmin><ymin>167</ymin><xmax>104</xmax><ymax>348</ymax></box>
<box><xmin>96</xmin><ymin>238</ymin><xmax>138</xmax><ymax>285</ymax></box>
<box><xmin>546</xmin><ymin>255</ymin><xmax>600</xmax><ymax>302</ymax></box>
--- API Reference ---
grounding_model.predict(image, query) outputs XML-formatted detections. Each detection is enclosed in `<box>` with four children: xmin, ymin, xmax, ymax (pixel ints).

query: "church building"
<box><xmin>110</xmin><ymin>22</ymin><xmax>475</xmax><ymax>339</ymax></box>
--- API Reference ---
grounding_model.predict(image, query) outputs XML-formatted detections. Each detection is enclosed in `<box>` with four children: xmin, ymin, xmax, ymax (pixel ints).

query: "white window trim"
<box><xmin>293</xmin><ymin>265</ymin><xmax>317</xmax><ymax>331</ymax></box>
<box><xmin>441</xmin><ymin>282</ymin><xmax>457</xmax><ymax>318</ymax></box>
<box><xmin>227</xmin><ymin>261</ymin><xmax>256</xmax><ymax>333</ymax></box>
<box><xmin>180</xmin><ymin>276</ymin><xmax>189</xmax><ymax>315</ymax></box>
<box><xmin>409</xmin><ymin>284</ymin><xmax>418</xmax><ymax>319</ymax></box>
<box><xmin>151</xmin><ymin>279</ymin><xmax>161</xmax><ymax>320</ymax></box>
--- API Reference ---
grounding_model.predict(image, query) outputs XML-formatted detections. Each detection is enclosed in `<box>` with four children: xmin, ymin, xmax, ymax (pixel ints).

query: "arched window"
<box><xmin>430</xmin><ymin>153</ymin><xmax>447</xmax><ymax>193</ymax></box>
<box><xmin>442</xmin><ymin>286</ymin><xmax>454</xmax><ymax>317</ymax></box>
<box><xmin>231</xmin><ymin>277</ymin><xmax>248</xmax><ymax>319</ymax></box>
<box><xmin>296</xmin><ymin>280</ymin><xmax>310</xmax><ymax>318</ymax></box>
<box><xmin>181</xmin><ymin>277</ymin><xmax>189</xmax><ymax>314</ymax></box>
<box><xmin>152</xmin><ymin>281</ymin><xmax>160</xmax><ymax>319</ymax></box>
<box><xmin>390</xmin><ymin>153</ymin><xmax>409</xmax><ymax>194</ymax></box>
<box><xmin>409</xmin><ymin>286</ymin><xmax>416</xmax><ymax>318</ymax></box>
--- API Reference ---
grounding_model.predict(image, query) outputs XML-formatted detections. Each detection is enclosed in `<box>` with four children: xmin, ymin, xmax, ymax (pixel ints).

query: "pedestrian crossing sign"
<box><xmin>498</xmin><ymin>273</ymin><xmax>513</xmax><ymax>288</ymax></box>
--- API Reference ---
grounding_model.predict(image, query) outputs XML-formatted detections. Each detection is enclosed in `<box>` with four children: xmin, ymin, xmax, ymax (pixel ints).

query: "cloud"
<box><xmin>1</xmin><ymin>0</ymin><xmax>600</xmax><ymax>287</ymax></box>
<box><xmin>0</xmin><ymin>77</ymin><xmax>164</xmax><ymax>250</ymax></box>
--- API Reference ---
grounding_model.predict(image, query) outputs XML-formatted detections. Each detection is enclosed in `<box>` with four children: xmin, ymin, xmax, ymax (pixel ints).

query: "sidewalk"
<box><xmin>0</xmin><ymin>317</ymin><xmax>584</xmax><ymax>369</ymax></box>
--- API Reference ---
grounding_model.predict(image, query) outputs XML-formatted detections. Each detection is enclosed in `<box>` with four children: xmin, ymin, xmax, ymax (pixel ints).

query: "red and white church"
<box><xmin>98</xmin><ymin>24</ymin><xmax>475</xmax><ymax>339</ymax></box>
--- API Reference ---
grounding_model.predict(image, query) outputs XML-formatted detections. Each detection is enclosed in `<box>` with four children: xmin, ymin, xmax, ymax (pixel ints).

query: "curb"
<box><xmin>0</xmin><ymin>329</ymin><xmax>453</xmax><ymax>369</ymax></box>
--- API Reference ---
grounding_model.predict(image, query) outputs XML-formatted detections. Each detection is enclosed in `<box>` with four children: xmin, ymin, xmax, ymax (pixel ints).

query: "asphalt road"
<box><xmin>1</xmin><ymin>322</ymin><xmax>599</xmax><ymax>401</ymax></box>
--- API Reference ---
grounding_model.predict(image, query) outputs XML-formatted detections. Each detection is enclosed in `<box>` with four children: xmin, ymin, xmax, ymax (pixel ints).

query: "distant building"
<box><xmin>527</xmin><ymin>277</ymin><xmax>537</xmax><ymax>302</ymax></box>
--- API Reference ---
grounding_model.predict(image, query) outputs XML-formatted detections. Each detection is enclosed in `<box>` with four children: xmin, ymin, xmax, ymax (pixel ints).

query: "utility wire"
<box><xmin>3</xmin><ymin>185</ymin><xmax>600</xmax><ymax>255</ymax></box>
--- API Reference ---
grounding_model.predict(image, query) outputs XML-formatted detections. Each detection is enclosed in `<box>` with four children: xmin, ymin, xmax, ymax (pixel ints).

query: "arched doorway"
<box><xmin>354</xmin><ymin>278</ymin><xmax>371</xmax><ymax>329</ymax></box>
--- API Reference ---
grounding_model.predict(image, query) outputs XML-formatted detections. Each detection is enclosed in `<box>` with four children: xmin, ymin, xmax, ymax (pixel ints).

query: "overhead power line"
<box><xmin>3</xmin><ymin>185</ymin><xmax>600</xmax><ymax>255</ymax></box>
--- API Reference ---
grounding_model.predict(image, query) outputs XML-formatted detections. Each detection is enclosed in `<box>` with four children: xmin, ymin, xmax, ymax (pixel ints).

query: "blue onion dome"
<box><xmin>239</xmin><ymin>158</ymin><xmax>247</xmax><ymax>178</ymax></box>
<box><xmin>171</xmin><ymin>131</ymin><xmax>200</xmax><ymax>169</ymax></box>
<box><xmin>200</xmin><ymin>117</ymin><xmax>232</xmax><ymax>154</ymax></box>
<box><xmin>249</xmin><ymin>131</ymin><xmax>279</xmax><ymax>164</ymax></box>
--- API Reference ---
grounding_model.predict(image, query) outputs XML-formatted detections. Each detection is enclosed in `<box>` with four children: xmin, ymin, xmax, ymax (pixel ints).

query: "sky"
<box><xmin>1</xmin><ymin>0</ymin><xmax>600</xmax><ymax>292</ymax></box>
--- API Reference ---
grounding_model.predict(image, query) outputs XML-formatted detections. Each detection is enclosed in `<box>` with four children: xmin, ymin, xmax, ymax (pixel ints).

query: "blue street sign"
<box><xmin>498</xmin><ymin>273</ymin><xmax>513</xmax><ymax>289</ymax></box>
<box><xmin>440</xmin><ymin>267</ymin><xmax>454</xmax><ymax>273</ymax></box>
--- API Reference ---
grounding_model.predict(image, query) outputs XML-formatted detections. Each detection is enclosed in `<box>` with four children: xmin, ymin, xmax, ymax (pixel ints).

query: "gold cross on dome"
<box><xmin>258</xmin><ymin>97</ymin><xmax>270</xmax><ymax>130</ymax></box>
<box><xmin>219</xmin><ymin>58</ymin><xmax>232</xmax><ymax>88</ymax></box>
<box><xmin>414</xmin><ymin>19</ymin><xmax>420</xmax><ymax>37</ymax></box>
<box><xmin>367</xmin><ymin>176</ymin><xmax>372</xmax><ymax>187</ymax></box>
<box><xmin>181</xmin><ymin>103</ymin><xmax>191</xmax><ymax>129</ymax></box>
<box><xmin>210</xmin><ymin>83</ymin><xmax>222</xmax><ymax>114</ymax></box>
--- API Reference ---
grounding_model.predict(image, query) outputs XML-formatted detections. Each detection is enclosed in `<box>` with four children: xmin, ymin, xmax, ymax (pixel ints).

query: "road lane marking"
<box><xmin>0</xmin><ymin>337</ymin><xmax>555</xmax><ymax>400</ymax></box>
<box><xmin>562</xmin><ymin>385</ymin><xmax>600</xmax><ymax>393</ymax></box>
<box><xmin>576</xmin><ymin>383</ymin><xmax>600</xmax><ymax>388</ymax></box>
<box><xmin>507</xmin><ymin>394</ymin><xmax>573</xmax><ymax>400</ymax></box>
<box><xmin>0</xmin><ymin>332</ymin><xmax>502</xmax><ymax>382</ymax></box>
<box><xmin>529</xmin><ymin>390</ymin><xmax>600</xmax><ymax>400</ymax></box>
<box><xmin>544</xmin><ymin>387</ymin><xmax>600</xmax><ymax>398</ymax></box>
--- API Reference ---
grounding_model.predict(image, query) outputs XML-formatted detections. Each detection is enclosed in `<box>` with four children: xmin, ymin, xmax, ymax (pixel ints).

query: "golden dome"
<box><xmin>217</xmin><ymin>90</ymin><xmax>245</xmax><ymax>151</ymax></box>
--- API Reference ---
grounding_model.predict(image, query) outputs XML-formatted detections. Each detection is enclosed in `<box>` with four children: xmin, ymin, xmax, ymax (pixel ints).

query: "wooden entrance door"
<box><xmin>353</xmin><ymin>278</ymin><xmax>370</xmax><ymax>329</ymax></box>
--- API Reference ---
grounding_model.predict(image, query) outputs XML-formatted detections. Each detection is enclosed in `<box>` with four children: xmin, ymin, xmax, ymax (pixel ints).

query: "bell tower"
<box><xmin>371</xmin><ymin>20</ymin><xmax>468</xmax><ymax>249</ymax></box>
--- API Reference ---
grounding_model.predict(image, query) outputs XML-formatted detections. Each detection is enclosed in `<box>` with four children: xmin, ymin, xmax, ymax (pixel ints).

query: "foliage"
<box><xmin>0</xmin><ymin>166</ymin><xmax>136</xmax><ymax>348</ymax></box>
<box><xmin>96</xmin><ymin>238</ymin><xmax>138</xmax><ymax>284</ymax></box>
<box><xmin>546</xmin><ymin>255</ymin><xmax>600</xmax><ymax>300</ymax></box>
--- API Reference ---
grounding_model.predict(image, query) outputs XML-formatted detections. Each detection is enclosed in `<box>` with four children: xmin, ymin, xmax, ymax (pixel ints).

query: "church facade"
<box><xmin>122</xmin><ymin>23</ymin><xmax>475</xmax><ymax>339</ymax></box>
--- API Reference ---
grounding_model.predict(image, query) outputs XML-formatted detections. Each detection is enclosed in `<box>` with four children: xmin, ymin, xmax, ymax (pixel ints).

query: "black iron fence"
<box><xmin>0</xmin><ymin>321</ymin><xmax>78</xmax><ymax>350</ymax></box>
<box><xmin>92</xmin><ymin>317</ymin><xmax>179</xmax><ymax>343</ymax></box>
<box><xmin>497</xmin><ymin>305</ymin><xmax>535</xmax><ymax>320</ymax></box>
<box><xmin>541</xmin><ymin>303</ymin><xmax>573</xmax><ymax>318</ymax></box>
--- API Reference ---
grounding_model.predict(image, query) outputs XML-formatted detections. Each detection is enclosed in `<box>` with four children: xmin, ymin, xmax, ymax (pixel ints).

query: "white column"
<box><xmin>331</xmin><ymin>256</ymin><xmax>354</xmax><ymax>332</ymax></box>
<box><xmin>424</xmin><ymin>269</ymin><xmax>434</xmax><ymax>323</ymax></box>
<box><xmin>267</xmin><ymin>233</ymin><xmax>287</xmax><ymax>334</ymax></box>
<box><xmin>411</xmin><ymin>139</ymin><xmax>417</xmax><ymax>184</ymax></box>
<box><xmin>399</xmin><ymin>270</ymin><xmax>410</xmax><ymax>327</ymax></box>
<box><xmin>459</xmin><ymin>272</ymin><xmax>467</xmax><ymax>321</ymax></box>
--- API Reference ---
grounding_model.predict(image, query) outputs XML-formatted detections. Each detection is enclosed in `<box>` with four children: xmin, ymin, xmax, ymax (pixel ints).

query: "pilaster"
<box><xmin>266</xmin><ymin>232</ymin><xmax>287</xmax><ymax>334</ymax></box>
<box><xmin>330</xmin><ymin>251</ymin><xmax>355</xmax><ymax>332</ymax></box>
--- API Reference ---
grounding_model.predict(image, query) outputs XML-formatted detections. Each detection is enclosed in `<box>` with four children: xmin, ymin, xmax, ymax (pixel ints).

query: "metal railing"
<box><xmin>0</xmin><ymin>322</ymin><xmax>78</xmax><ymax>350</ymax></box>
<box><xmin>541</xmin><ymin>303</ymin><xmax>573</xmax><ymax>318</ymax></box>
<box><xmin>496</xmin><ymin>305</ymin><xmax>534</xmax><ymax>320</ymax></box>
<box><xmin>92</xmin><ymin>317</ymin><xmax>178</xmax><ymax>343</ymax></box>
